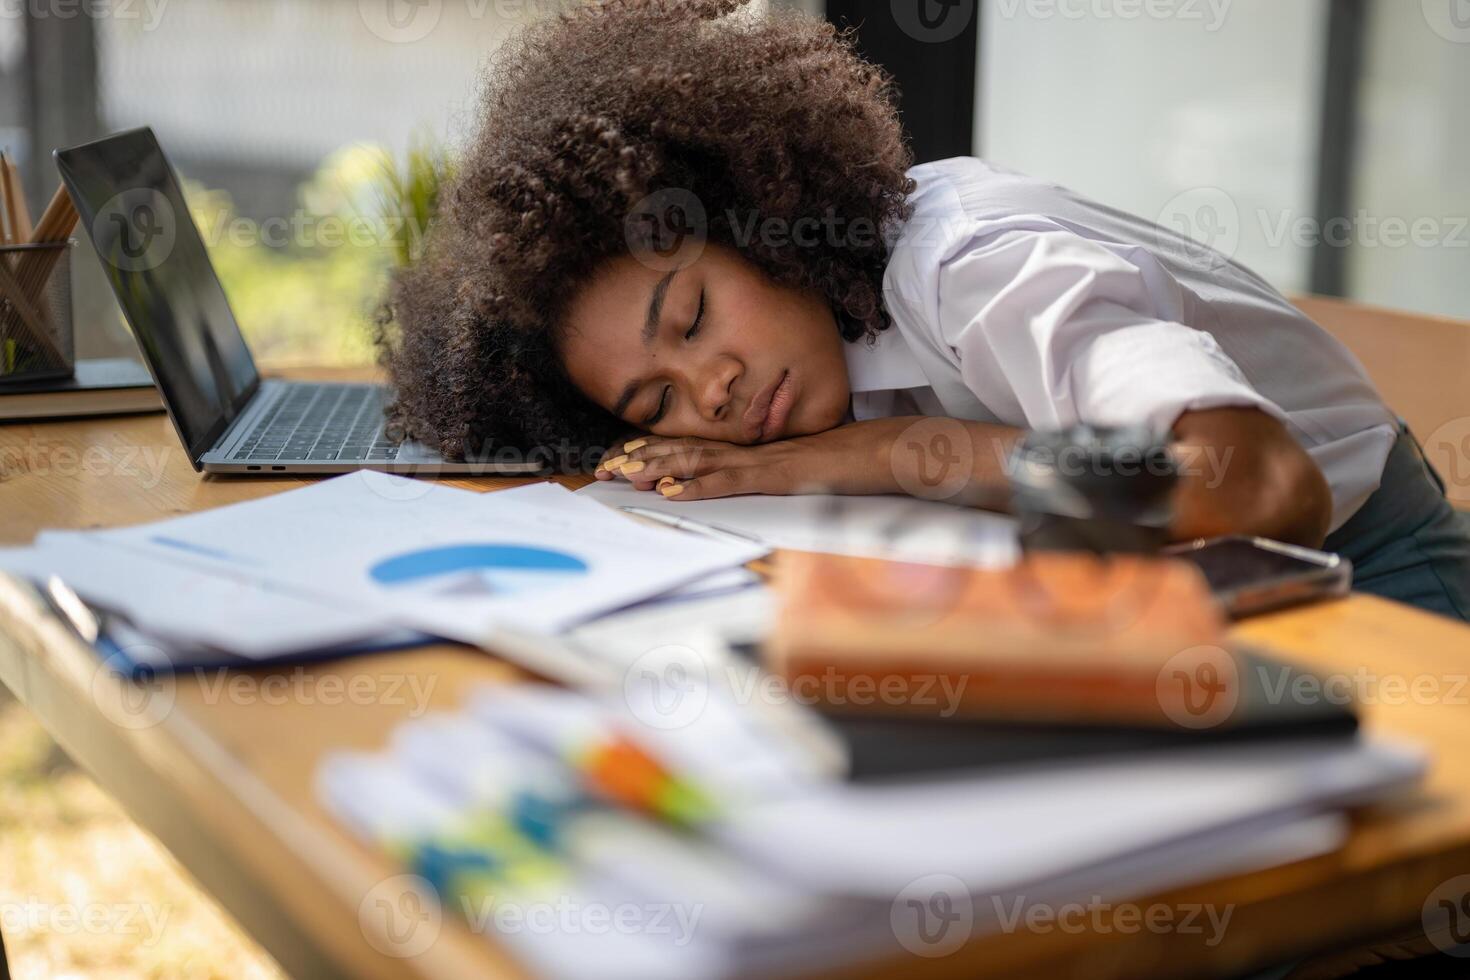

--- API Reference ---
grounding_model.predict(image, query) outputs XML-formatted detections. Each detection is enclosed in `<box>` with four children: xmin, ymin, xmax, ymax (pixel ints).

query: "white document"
<box><xmin>578</xmin><ymin>480</ymin><xmax>1019</xmax><ymax>567</ymax></box>
<box><xmin>86</xmin><ymin>473</ymin><xmax>766</xmax><ymax>641</ymax></box>
<box><xmin>0</xmin><ymin>532</ymin><xmax>413</xmax><ymax>660</ymax></box>
<box><xmin>714</xmin><ymin>738</ymin><xmax>1426</xmax><ymax>897</ymax></box>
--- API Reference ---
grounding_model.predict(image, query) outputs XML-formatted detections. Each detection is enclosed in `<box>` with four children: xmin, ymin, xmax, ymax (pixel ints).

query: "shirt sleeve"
<box><xmin>932</xmin><ymin>221</ymin><xmax>1288</xmax><ymax>434</ymax></box>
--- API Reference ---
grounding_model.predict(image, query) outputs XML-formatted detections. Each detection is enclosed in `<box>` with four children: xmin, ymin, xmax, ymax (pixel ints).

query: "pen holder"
<box><xmin>0</xmin><ymin>241</ymin><xmax>76</xmax><ymax>385</ymax></box>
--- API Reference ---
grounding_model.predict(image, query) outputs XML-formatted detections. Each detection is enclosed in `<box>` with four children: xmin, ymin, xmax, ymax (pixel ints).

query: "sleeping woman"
<box><xmin>378</xmin><ymin>0</ymin><xmax>1470</xmax><ymax>620</ymax></box>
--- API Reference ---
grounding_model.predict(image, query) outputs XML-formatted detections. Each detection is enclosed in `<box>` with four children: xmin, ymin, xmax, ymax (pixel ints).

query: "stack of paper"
<box><xmin>0</xmin><ymin>473</ymin><xmax>767</xmax><ymax>672</ymax></box>
<box><xmin>318</xmin><ymin>681</ymin><xmax>1426</xmax><ymax>979</ymax></box>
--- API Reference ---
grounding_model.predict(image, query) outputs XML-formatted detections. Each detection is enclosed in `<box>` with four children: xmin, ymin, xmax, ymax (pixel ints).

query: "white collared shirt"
<box><xmin>847</xmin><ymin>158</ymin><xmax>1397</xmax><ymax>532</ymax></box>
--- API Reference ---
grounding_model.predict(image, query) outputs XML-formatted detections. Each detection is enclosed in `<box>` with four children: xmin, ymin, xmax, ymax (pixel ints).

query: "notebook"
<box><xmin>0</xmin><ymin>357</ymin><xmax>162</xmax><ymax>420</ymax></box>
<box><xmin>731</xmin><ymin>642</ymin><xmax>1358</xmax><ymax>780</ymax></box>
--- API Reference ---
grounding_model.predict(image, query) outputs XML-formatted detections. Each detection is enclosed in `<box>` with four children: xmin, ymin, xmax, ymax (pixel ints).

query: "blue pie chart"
<box><xmin>368</xmin><ymin>544</ymin><xmax>588</xmax><ymax>596</ymax></box>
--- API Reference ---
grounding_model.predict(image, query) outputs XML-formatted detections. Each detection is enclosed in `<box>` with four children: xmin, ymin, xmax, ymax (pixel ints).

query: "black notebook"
<box><xmin>0</xmin><ymin>357</ymin><xmax>163</xmax><ymax>421</ymax></box>
<box><xmin>732</xmin><ymin>643</ymin><xmax>1358</xmax><ymax>782</ymax></box>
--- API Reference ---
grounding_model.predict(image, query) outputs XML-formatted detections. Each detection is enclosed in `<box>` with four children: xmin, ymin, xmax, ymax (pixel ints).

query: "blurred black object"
<box><xmin>1008</xmin><ymin>425</ymin><xmax>1179</xmax><ymax>555</ymax></box>
<box><xmin>730</xmin><ymin>643</ymin><xmax>1358</xmax><ymax>782</ymax></box>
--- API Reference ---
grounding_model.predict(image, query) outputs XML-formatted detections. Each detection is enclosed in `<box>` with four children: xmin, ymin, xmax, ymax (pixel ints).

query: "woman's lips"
<box><xmin>759</xmin><ymin>371</ymin><xmax>795</xmax><ymax>442</ymax></box>
<box><xmin>742</xmin><ymin>370</ymin><xmax>793</xmax><ymax>443</ymax></box>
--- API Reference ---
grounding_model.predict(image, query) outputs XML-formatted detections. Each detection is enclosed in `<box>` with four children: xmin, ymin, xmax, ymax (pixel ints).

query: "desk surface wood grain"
<box><xmin>3</xmin><ymin>370</ymin><xmax>1470</xmax><ymax>980</ymax></box>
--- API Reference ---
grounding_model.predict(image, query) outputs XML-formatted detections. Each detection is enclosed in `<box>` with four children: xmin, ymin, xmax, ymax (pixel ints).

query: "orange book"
<box><xmin>764</xmin><ymin>551</ymin><xmax>1232</xmax><ymax>727</ymax></box>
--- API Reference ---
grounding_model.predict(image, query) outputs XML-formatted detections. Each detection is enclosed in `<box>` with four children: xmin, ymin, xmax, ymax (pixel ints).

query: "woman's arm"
<box><xmin>601</xmin><ymin>405</ymin><xmax>1333</xmax><ymax>548</ymax></box>
<box><xmin>1169</xmin><ymin>406</ymin><xmax>1332</xmax><ymax>548</ymax></box>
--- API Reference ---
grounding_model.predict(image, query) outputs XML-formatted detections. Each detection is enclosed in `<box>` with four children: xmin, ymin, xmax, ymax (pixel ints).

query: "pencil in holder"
<box><xmin>0</xmin><ymin>240</ymin><xmax>75</xmax><ymax>385</ymax></box>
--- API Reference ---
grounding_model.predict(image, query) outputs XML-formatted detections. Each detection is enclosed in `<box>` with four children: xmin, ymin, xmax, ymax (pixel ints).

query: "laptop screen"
<box><xmin>55</xmin><ymin>127</ymin><xmax>260</xmax><ymax>464</ymax></box>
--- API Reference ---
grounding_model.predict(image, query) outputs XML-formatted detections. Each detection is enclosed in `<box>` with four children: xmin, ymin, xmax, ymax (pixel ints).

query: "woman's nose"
<box><xmin>694</xmin><ymin>356</ymin><xmax>740</xmax><ymax>422</ymax></box>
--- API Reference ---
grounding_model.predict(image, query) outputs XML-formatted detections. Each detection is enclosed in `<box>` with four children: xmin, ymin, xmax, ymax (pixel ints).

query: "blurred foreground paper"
<box><xmin>579</xmin><ymin>480</ymin><xmax>1020</xmax><ymax>567</ymax></box>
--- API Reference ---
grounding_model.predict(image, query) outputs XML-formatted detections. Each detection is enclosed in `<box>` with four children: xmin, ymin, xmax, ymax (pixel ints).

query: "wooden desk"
<box><xmin>3</xmin><ymin>384</ymin><xmax>1470</xmax><ymax>980</ymax></box>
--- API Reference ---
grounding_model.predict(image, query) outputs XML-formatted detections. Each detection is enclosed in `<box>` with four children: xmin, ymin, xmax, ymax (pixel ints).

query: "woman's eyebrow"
<box><xmin>611</xmin><ymin>268</ymin><xmax>681</xmax><ymax>418</ymax></box>
<box><xmin>644</xmin><ymin>269</ymin><xmax>679</xmax><ymax>344</ymax></box>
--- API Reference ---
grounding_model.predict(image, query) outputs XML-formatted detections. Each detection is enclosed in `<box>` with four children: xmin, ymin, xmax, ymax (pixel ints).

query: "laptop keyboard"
<box><xmin>231</xmin><ymin>385</ymin><xmax>399</xmax><ymax>462</ymax></box>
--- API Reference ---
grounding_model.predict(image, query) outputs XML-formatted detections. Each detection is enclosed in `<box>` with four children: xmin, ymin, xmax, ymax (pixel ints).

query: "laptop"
<box><xmin>54</xmin><ymin>127</ymin><xmax>543</xmax><ymax>477</ymax></box>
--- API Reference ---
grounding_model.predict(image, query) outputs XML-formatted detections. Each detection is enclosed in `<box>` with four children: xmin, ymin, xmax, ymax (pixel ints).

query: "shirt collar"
<box><xmin>843</xmin><ymin>324</ymin><xmax>931</xmax><ymax>394</ymax></box>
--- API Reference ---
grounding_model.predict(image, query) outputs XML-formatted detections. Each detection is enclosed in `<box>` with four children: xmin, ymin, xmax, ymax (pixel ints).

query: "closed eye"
<box><xmin>644</xmin><ymin>385</ymin><xmax>672</xmax><ymax>427</ymax></box>
<box><xmin>684</xmin><ymin>289</ymin><xmax>706</xmax><ymax>341</ymax></box>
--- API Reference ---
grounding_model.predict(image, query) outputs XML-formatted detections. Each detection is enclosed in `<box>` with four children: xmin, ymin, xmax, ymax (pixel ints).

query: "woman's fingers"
<box><xmin>597</xmin><ymin>437</ymin><xmax>672</xmax><ymax>479</ymax></box>
<box><xmin>631</xmin><ymin>446</ymin><xmax>749</xmax><ymax>482</ymax></box>
<box><xmin>659</xmin><ymin>464</ymin><xmax>791</xmax><ymax>501</ymax></box>
<box><xmin>593</xmin><ymin>435</ymin><xmax>648</xmax><ymax>479</ymax></box>
<box><xmin>606</xmin><ymin>440</ymin><xmax>743</xmax><ymax>482</ymax></box>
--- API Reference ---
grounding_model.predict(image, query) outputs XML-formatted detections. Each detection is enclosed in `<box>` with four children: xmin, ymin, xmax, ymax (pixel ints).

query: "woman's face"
<box><xmin>559</xmin><ymin>244</ymin><xmax>852</xmax><ymax>444</ymax></box>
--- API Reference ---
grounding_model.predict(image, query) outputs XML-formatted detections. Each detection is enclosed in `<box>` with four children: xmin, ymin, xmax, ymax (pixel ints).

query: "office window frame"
<box><xmin>829</xmin><ymin>0</ymin><xmax>1373</xmax><ymax>299</ymax></box>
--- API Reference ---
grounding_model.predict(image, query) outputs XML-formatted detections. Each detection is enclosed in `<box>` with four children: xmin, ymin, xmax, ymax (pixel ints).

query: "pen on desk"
<box><xmin>45</xmin><ymin>575</ymin><xmax>101</xmax><ymax>644</ymax></box>
<box><xmin>619</xmin><ymin>506</ymin><xmax>764</xmax><ymax>548</ymax></box>
<box><xmin>43</xmin><ymin>575</ymin><xmax>130</xmax><ymax>662</ymax></box>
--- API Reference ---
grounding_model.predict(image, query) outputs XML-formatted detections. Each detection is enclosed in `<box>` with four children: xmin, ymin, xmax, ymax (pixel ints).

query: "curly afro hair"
<box><xmin>378</xmin><ymin>0</ymin><xmax>915</xmax><ymax>465</ymax></box>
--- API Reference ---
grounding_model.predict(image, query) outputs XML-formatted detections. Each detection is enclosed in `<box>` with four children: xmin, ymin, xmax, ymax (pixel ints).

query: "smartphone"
<box><xmin>1165</xmin><ymin>535</ymin><xmax>1352</xmax><ymax>619</ymax></box>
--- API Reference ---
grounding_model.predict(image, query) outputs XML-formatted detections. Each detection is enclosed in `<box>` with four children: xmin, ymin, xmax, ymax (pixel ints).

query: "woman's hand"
<box><xmin>593</xmin><ymin>434</ymin><xmax>650</xmax><ymax>483</ymax></box>
<box><xmin>596</xmin><ymin>419</ymin><xmax>924</xmax><ymax>500</ymax></box>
